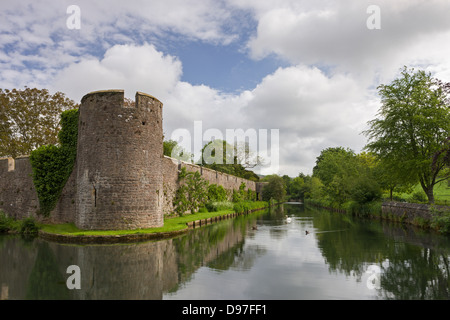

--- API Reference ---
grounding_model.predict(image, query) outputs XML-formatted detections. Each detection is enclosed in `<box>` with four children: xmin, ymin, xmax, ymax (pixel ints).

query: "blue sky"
<box><xmin>1</xmin><ymin>0</ymin><xmax>450</xmax><ymax>176</ymax></box>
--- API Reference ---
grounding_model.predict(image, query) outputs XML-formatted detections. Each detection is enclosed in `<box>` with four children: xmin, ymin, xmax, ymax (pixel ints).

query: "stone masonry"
<box><xmin>0</xmin><ymin>90</ymin><xmax>260</xmax><ymax>230</ymax></box>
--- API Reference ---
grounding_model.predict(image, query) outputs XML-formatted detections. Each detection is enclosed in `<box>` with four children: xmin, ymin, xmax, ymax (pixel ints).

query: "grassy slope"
<box><xmin>394</xmin><ymin>180</ymin><xmax>450</xmax><ymax>204</ymax></box>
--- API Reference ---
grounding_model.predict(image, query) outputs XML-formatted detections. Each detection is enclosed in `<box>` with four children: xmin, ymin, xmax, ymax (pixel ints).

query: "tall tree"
<box><xmin>0</xmin><ymin>87</ymin><xmax>78</xmax><ymax>158</ymax></box>
<box><xmin>364</xmin><ymin>67</ymin><xmax>450</xmax><ymax>204</ymax></box>
<box><xmin>262</xmin><ymin>174</ymin><xmax>286</xmax><ymax>203</ymax></box>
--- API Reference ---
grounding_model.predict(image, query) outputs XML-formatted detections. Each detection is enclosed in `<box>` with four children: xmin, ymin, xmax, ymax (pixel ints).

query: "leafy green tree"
<box><xmin>262</xmin><ymin>175</ymin><xmax>286</xmax><ymax>203</ymax></box>
<box><xmin>364</xmin><ymin>67</ymin><xmax>450</xmax><ymax>204</ymax></box>
<box><xmin>199</xmin><ymin>139</ymin><xmax>259</xmax><ymax>181</ymax></box>
<box><xmin>312</xmin><ymin>147</ymin><xmax>359</xmax><ymax>205</ymax></box>
<box><xmin>207</xmin><ymin>184</ymin><xmax>228</xmax><ymax>202</ymax></box>
<box><xmin>289</xmin><ymin>176</ymin><xmax>305</xmax><ymax>201</ymax></box>
<box><xmin>173</xmin><ymin>169</ymin><xmax>208</xmax><ymax>215</ymax></box>
<box><xmin>163</xmin><ymin>139</ymin><xmax>192</xmax><ymax>162</ymax></box>
<box><xmin>0</xmin><ymin>87</ymin><xmax>78</xmax><ymax>158</ymax></box>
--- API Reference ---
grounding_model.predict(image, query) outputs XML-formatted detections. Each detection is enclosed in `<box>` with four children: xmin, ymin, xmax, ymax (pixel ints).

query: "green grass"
<box><xmin>39</xmin><ymin>204</ymin><xmax>268</xmax><ymax>237</ymax></box>
<box><xmin>390</xmin><ymin>180</ymin><xmax>450</xmax><ymax>205</ymax></box>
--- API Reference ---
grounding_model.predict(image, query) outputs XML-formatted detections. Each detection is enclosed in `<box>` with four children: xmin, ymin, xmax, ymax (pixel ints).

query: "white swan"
<box><xmin>285</xmin><ymin>215</ymin><xmax>292</xmax><ymax>223</ymax></box>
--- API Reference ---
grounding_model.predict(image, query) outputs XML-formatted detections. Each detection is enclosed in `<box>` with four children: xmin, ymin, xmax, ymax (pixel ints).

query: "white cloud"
<box><xmin>51</xmin><ymin>43</ymin><xmax>182</xmax><ymax>102</ymax></box>
<box><xmin>244</xmin><ymin>0</ymin><xmax>450</xmax><ymax>84</ymax></box>
<box><xmin>2</xmin><ymin>0</ymin><xmax>450</xmax><ymax>176</ymax></box>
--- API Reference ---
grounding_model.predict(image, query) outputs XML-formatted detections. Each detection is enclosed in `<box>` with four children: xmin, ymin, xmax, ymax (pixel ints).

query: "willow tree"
<box><xmin>364</xmin><ymin>67</ymin><xmax>450</xmax><ymax>204</ymax></box>
<box><xmin>0</xmin><ymin>87</ymin><xmax>78</xmax><ymax>158</ymax></box>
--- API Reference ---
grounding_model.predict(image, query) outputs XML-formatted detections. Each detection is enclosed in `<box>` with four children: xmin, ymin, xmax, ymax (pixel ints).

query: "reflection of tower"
<box><xmin>75</xmin><ymin>90</ymin><xmax>164</xmax><ymax>230</ymax></box>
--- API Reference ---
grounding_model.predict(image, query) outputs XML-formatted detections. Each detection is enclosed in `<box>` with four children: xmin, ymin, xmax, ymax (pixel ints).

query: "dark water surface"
<box><xmin>1</xmin><ymin>203</ymin><xmax>449</xmax><ymax>300</ymax></box>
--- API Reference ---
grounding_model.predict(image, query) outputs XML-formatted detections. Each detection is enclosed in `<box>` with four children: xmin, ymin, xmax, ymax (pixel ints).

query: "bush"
<box><xmin>431</xmin><ymin>207</ymin><xmax>450</xmax><ymax>234</ymax></box>
<box><xmin>0</xmin><ymin>211</ymin><xmax>14</xmax><ymax>233</ymax></box>
<box><xmin>198</xmin><ymin>207</ymin><xmax>208</xmax><ymax>213</ymax></box>
<box><xmin>410</xmin><ymin>190</ymin><xmax>428</xmax><ymax>203</ymax></box>
<box><xmin>207</xmin><ymin>184</ymin><xmax>228</xmax><ymax>202</ymax></box>
<box><xmin>350</xmin><ymin>178</ymin><xmax>382</xmax><ymax>205</ymax></box>
<box><xmin>205</xmin><ymin>201</ymin><xmax>234</xmax><ymax>212</ymax></box>
<box><xmin>20</xmin><ymin>216</ymin><xmax>39</xmax><ymax>235</ymax></box>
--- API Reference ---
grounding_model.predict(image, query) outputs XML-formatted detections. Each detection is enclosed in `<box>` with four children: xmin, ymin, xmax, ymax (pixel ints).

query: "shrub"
<box><xmin>350</xmin><ymin>178</ymin><xmax>382</xmax><ymax>205</ymax></box>
<box><xmin>0</xmin><ymin>211</ymin><xmax>14</xmax><ymax>233</ymax></box>
<box><xmin>207</xmin><ymin>184</ymin><xmax>228</xmax><ymax>202</ymax></box>
<box><xmin>410</xmin><ymin>190</ymin><xmax>428</xmax><ymax>203</ymax></box>
<box><xmin>19</xmin><ymin>216</ymin><xmax>39</xmax><ymax>235</ymax></box>
<box><xmin>205</xmin><ymin>201</ymin><xmax>234</xmax><ymax>212</ymax></box>
<box><xmin>431</xmin><ymin>207</ymin><xmax>450</xmax><ymax>234</ymax></box>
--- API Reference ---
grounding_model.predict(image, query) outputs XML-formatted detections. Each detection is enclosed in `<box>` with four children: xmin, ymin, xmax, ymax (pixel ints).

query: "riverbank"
<box><xmin>304</xmin><ymin>199</ymin><xmax>450</xmax><ymax>234</ymax></box>
<box><xmin>1</xmin><ymin>201</ymin><xmax>271</xmax><ymax>244</ymax></box>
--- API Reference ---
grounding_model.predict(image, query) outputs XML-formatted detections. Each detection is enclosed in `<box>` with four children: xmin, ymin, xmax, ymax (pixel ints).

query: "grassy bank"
<box><xmin>1</xmin><ymin>200</ymin><xmax>269</xmax><ymax>237</ymax></box>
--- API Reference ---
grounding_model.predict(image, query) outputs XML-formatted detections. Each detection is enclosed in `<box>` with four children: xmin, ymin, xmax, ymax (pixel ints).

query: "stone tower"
<box><xmin>75</xmin><ymin>90</ymin><xmax>164</xmax><ymax>230</ymax></box>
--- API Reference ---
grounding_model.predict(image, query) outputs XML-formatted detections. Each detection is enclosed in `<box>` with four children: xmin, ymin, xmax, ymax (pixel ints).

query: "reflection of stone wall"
<box><xmin>0</xmin><ymin>237</ymin><xmax>38</xmax><ymax>299</ymax></box>
<box><xmin>0</xmin><ymin>213</ymin><xmax>256</xmax><ymax>299</ymax></box>
<box><xmin>52</xmin><ymin>239</ymin><xmax>178</xmax><ymax>299</ymax></box>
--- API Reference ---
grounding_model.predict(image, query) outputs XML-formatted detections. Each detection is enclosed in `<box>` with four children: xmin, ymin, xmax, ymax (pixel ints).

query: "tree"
<box><xmin>262</xmin><ymin>175</ymin><xmax>286</xmax><ymax>203</ymax></box>
<box><xmin>364</xmin><ymin>67</ymin><xmax>450</xmax><ymax>204</ymax></box>
<box><xmin>163</xmin><ymin>139</ymin><xmax>192</xmax><ymax>162</ymax></box>
<box><xmin>0</xmin><ymin>87</ymin><xmax>78</xmax><ymax>158</ymax></box>
<box><xmin>199</xmin><ymin>139</ymin><xmax>260</xmax><ymax>181</ymax></box>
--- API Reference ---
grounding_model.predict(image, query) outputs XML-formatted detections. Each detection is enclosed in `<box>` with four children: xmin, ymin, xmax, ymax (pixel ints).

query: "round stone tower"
<box><xmin>75</xmin><ymin>90</ymin><xmax>164</xmax><ymax>230</ymax></box>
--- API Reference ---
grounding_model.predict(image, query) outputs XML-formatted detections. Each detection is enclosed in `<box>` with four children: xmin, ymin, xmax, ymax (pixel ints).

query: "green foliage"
<box><xmin>207</xmin><ymin>184</ymin><xmax>228</xmax><ymax>202</ymax></box>
<box><xmin>0</xmin><ymin>87</ymin><xmax>79</xmax><ymax>158</ymax></box>
<box><xmin>0</xmin><ymin>211</ymin><xmax>14</xmax><ymax>233</ymax></box>
<box><xmin>205</xmin><ymin>201</ymin><xmax>234</xmax><ymax>212</ymax></box>
<box><xmin>409</xmin><ymin>190</ymin><xmax>428</xmax><ymax>203</ymax></box>
<box><xmin>233</xmin><ymin>201</ymin><xmax>268</xmax><ymax>214</ymax></box>
<box><xmin>199</xmin><ymin>139</ymin><xmax>260</xmax><ymax>181</ymax></box>
<box><xmin>0</xmin><ymin>212</ymin><xmax>40</xmax><ymax>235</ymax></box>
<box><xmin>430</xmin><ymin>207</ymin><xmax>450</xmax><ymax>234</ymax></box>
<box><xmin>364</xmin><ymin>66</ymin><xmax>450</xmax><ymax>204</ymax></box>
<box><xmin>311</xmin><ymin>147</ymin><xmax>382</xmax><ymax>207</ymax></box>
<box><xmin>231</xmin><ymin>182</ymin><xmax>248</xmax><ymax>203</ymax></box>
<box><xmin>351</xmin><ymin>176</ymin><xmax>382</xmax><ymax>205</ymax></box>
<box><xmin>163</xmin><ymin>139</ymin><xmax>192</xmax><ymax>162</ymax></box>
<box><xmin>262</xmin><ymin>175</ymin><xmax>287</xmax><ymax>203</ymax></box>
<box><xmin>29</xmin><ymin>109</ymin><xmax>79</xmax><ymax>216</ymax></box>
<box><xmin>20</xmin><ymin>216</ymin><xmax>39</xmax><ymax>235</ymax></box>
<box><xmin>173</xmin><ymin>169</ymin><xmax>209</xmax><ymax>215</ymax></box>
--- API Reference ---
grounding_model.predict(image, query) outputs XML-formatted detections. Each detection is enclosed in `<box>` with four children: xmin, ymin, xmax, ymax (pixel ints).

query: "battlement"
<box><xmin>80</xmin><ymin>90</ymin><xmax>162</xmax><ymax>110</ymax></box>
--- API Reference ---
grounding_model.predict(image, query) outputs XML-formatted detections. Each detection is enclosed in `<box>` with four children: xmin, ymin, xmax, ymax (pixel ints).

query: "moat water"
<box><xmin>1</xmin><ymin>203</ymin><xmax>450</xmax><ymax>300</ymax></box>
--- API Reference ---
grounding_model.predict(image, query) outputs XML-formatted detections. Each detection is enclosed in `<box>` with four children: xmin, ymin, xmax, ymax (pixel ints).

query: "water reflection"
<box><xmin>0</xmin><ymin>204</ymin><xmax>449</xmax><ymax>299</ymax></box>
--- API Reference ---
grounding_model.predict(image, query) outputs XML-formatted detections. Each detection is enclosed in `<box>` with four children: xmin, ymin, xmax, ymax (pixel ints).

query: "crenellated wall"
<box><xmin>0</xmin><ymin>89</ymin><xmax>262</xmax><ymax>229</ymax></box>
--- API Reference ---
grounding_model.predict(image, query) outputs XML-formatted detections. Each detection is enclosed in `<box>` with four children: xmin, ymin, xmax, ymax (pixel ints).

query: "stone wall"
<box><xmin>0</xmin><ymin>90</ymin><xmax>262</xmax><ymax>229</ymax></box>
<box><xmin>161</xmin><ymin>156</ymin><xmax>258</xmax><ymax>215</ymax></box>
<box><xmin>381</xmin><ymin>201</ymin><xmax>449</xmax><ymax>224</ymax></box>
<box><xmin>0</xmin><ymin>157</ymin><xmax>39</xmax><ymax>220</ymax></box>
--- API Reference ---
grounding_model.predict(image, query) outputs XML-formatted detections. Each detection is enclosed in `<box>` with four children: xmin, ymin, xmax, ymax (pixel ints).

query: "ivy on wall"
<box><xmin>30</xmin><ymin>109</ymin><xmax>79</xmax><ymax>216</ymax></box>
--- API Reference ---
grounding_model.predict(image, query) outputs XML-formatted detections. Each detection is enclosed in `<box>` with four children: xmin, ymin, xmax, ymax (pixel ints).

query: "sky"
<box><xmin>1</xmin><ymin>0</ymin><xmax>450</xmax><ymax>176</ymax></box>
